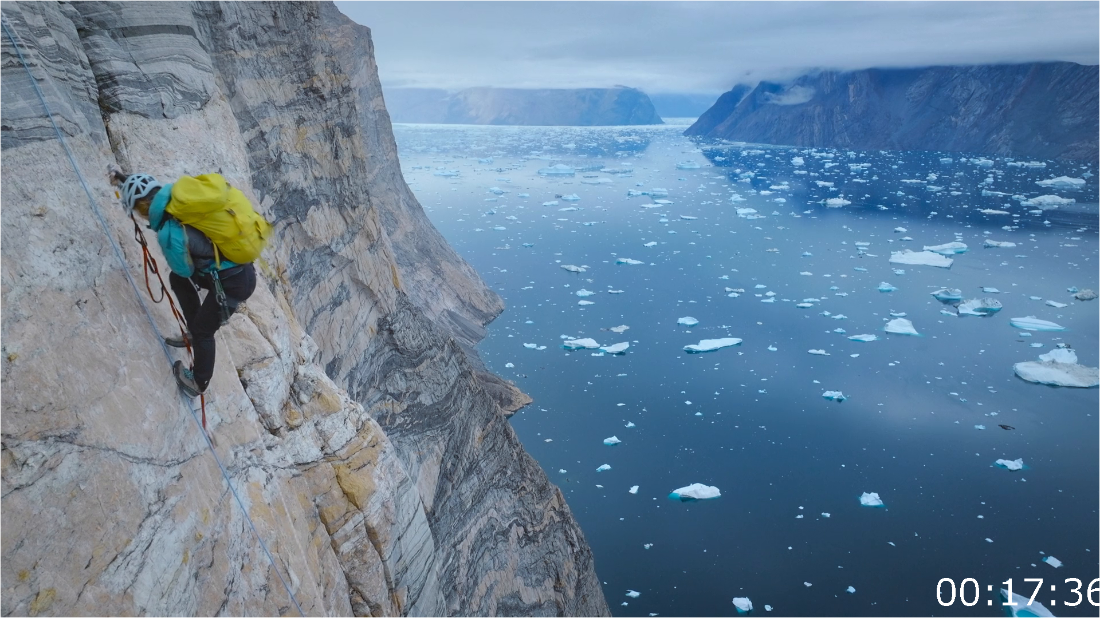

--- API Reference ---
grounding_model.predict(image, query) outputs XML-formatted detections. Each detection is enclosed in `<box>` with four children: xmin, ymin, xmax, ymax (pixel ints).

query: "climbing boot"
<box><xmin>172</xmin><ymin>361</ymin><xmax>203</xmax><ymax>397</ymax></box>
<box><xmin>165</xmin><ymin>332</ymin><xmax>191</xmax><ymax>348</ymax></box>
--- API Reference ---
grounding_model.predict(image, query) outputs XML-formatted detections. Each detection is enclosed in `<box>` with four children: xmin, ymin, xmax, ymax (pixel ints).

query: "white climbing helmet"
<box><xmin>121</xmin><ymin>173</ymin><xmax>161</xmax><ymax>211</ymax></box>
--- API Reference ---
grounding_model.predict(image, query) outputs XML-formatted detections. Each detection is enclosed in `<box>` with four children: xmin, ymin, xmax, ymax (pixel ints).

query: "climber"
<box><xmin>113</xmin><ymin>171</ymin><xmax>268</xmax><ymax>398</ymax></box>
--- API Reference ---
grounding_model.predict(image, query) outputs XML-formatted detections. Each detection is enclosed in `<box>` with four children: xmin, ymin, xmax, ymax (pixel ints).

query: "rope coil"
<box><xmin>2</xmin><ymin>15</ymin><xmax>304</xmax><ymax>616</ymax></box>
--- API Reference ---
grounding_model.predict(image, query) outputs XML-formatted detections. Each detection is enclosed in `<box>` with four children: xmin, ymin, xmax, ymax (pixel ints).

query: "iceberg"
<box><xmin>684</xmin><ymin>338</ymin><xmax>742</xmax><ymax>353</ymax></box>
<box><xmin>561</xmin><ymin>264</ymin><xmax>587</xmax><ymax>273</ymax></box>
<box><xmin>677</xmin><ymin>317</ymin><xmax>699</xmax><ymax>327</ymax></box>
<box><xmin>669</xmin><ymin>483</ymin><xmax>721</xmax><ymax>501</ymax></box>
<box><xmin>822</xmin><ymin>391</ymin><xmax>846</xmax><ymax>402</ymax></box>
<box><xmin>877</xmin><ymin>282</ymin><xmax>897</xmax><ymax>293</ymax></box>
<box><xmin>629</xmin><ymin>485</ymin><xmax>639</xmax><ymax>494</ymax></box>
<box><xmin>1009</xmin><ymin>317</ymin><xmax>1065</xmax><ymax>331</ymax></box>
<box><xmin>1014</xmin><ymin>347</ymin><xmax>1099</xmax><ymax>388</ymax></box>
<box><xmin>523</xmin><ymin>343</ymin><xmax>538</xmax><ymax>349</ymax></box>
<box><xmin>825</xmin><ymin>197</ymin><xmax>851</xmax><ymax>207</ymax></box>
<box><xmin>732</xmin><ymin>597</ymin><xmax>753</xmax><ymax>613</ymax></box>
<box><xmin>609</xmin><ymin>325</ymin><xmax>630</xmax><ymax>334</ymax></box>
<box><xmin>626</xmin><ymin>590</ymin><xmax>641</xmax><ymax>598</ymax></box>
<box><xmin>923</xmin><ymin>241</ymin><xmax>968</xmax><ymax>255</ymax></box>
<box><xmin>808</xmin><ymin>349</ymin><xmax>830</xmax><ymax>355</ymax></box>
<box><xmin>958</xmin><ymin>298</ymin><xmax>1002</xmax><ymax>316</ymax></box>
<box><xmin>994</xmin><ymin>458</ymin><xmax>1024</xmax><ymax>471</ymax></box>
<box><xmin>983</xmin><ymin>239</ymin><xmax>1016</xmax><ymax>248</ymax></box>
<box><xmin>859</xmin><ymin>492</ymin><xmax>884</xmax><ymax>507</ymax></box>
<box><xmin>538</xmin><ymin>164</ymin><xmax>575</xmax><ymax>176</ymax></box>
<box><xmin>1021</xmin><ymin>194</ymin><xmax>1074</xmax><ymax>209</ymax></box>
<box><xmin>982</xmin><ymin>287</ymin><xmax>1001</xmax><ymax>294</ymax></box>
<box><xmin>885</xmin><ymin>318</ymin><xmax>919</xmax><ymax>336</ymax></box>
<box><xmin>890</xmin><ymin>250</ymin><xmax>953</xmax><ymax>268</ymax></box>
<box><xmin>616</xmin><ymin>258</ymin><xmax>645</xmax><ymax>265</ymax></box>
<box><xmin>562</xmin><ymin>338</ymin><xmax>600</xmax><ymax>350</ymax></box>
<box><xmin>1075</xmin><ymin>289</ymin><xmax>1098</xmax><ymax>301</ymax></box>
<box><xmin>1045</xmin><ymin>300</ymin><xmax>1068</xmax><ymax>308</ymax></box>
<box><xmin>999</xmin><ymin>589</ymin><xmax>1054</xmax><ymax>617</ymax></box>
<box><xmin>596</xmin><ymin>464</ymin><xmax>611</xmax><ymax>472</ymax></box>
<box><xmin>848</xmin><ymin>334</ymin><xmax>878</xmax><ymax>342</ymax></box>
<box><xmin>575</xmin><ymin>289</ymin><xmax>595</xmax><ymax>297</ymax></box>
<box><xmin>1043</xmin><ymin>556</ymin><xmax>1063</xmax><ymax>568</ymax></box>
<box><xmin>603</xmin><ymin>436</ymin><xmax>621</xmax><ymax>446</ymax></box>
<box><xmin>601</xmin><ymin>342</ymin><xmax>629</xmax><ymax>354</ymax></box>
<box><xmin>560</xmin><ymin>193</ymin><xmax>581</xmax><ymax>201</ymax></box>
<box><xmin>847</xmin><ymin>586</ymin><xmax>856</xmax><ymax>594</ymax></box>
<box><xmin>1036</xmin><ymin>176</ymin><xmax>1085</xmax><ymax>190</ymax></box>
<box><xmin>931</xmin><ymin>288</ymin><xmax>963</xmax><ymax>302</ymax></box>
<box><xmin>578</xmin><ymin>300</ymin><xmax>595</xmax><ymax>306</ymax></box>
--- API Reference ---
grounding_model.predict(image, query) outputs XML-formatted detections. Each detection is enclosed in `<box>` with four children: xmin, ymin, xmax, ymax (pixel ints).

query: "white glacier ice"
<box><xmin>923</xmin><ymin>241</ymin><xmax>968</xmax><ymax>255</ymax></box>
<box><xmin>822</xmin><ymin>391</ymin><xmax>846</xmax><ymax>402</ymax></box>
<box><xmin>1013</xmin><ymin>347</ymin><xmax>1099</xmax><ymax>388</ymax></box>
<box><xmin>958</xmin><ymin>298</ymin><xmax>1002</xmax><ymax>316</ymax></box>
<box><xmin>1035</xmin><ymin>176</ymin><xmax>1085</xmax><ymax>189</ymax></box>
<box><xmin>1043</xmin><ymin>556</ymin><xmax>1063</xmax><ymax>568</ymax></box>
<box><xmin>610</xmin><ymin>325</ymin><xmax>630</xmax><ymax>334</ymax></box>
<box><xmin>825</xmin><ymin>197</ymin><xmax>851</xmax><ymax>207</ymax></box>
<box><xmin>808</xmin><ymin>349</ymin><xmax>830</xmax><ymax>355</ymax></box>
<box><xmin>890</xmin><ymin>250</ymin><xmax>953</xmax><ymax>268</ymax></box>
<box><xmin>597</xmin><ymin>464</ymin><xmax>612</xmax><ymax>472</ymax></box>
<box><xmin>669</xmin><ymin>483</ymin><xmax>721</xmax><ymax>501</ymax></box>
<box><xmin>732</xmin><ymin>598</ymin><xmax>753</xmax><ymax>613</ymax></box>
<box><xmin>563</xmin><ymin>338</ymin><xmax>600</xmax><ymax>350</ymax></box>
<box><xmin>848</xmin><ymin>334</ymin><xmax>878</xmax><ymax>342</ymax></box>
<box><xmin>626</xmin><ymin>590</ymin><xmax>641</xmax><ymax>598</ymax></box>
<box><xmin>1021</xmin><ymin>194</ymin><xmax>1074</xmax><ymax>209</ymax></box>
<box><xmin>1009</xmin><ymin>317</ymin><xmax>1065</xmax><ymax>331</ymax></box>
<box><xmin>601</xmin><ymin>342</ymin><xmax>630</xmax><ymax>354</ymax></box>
<box><xmin>629</xmin><ymin>486</ymin><xmax>639</xmax><ymax>494</ymax></box>
<box><xmin>684</xmin><ymin>338</ymin><xmax>742</xmax><ymax>353</ymax></box>
<box><xmin>931</xmin><ymin>288</ymin><xmax>963</xmax><ymax>302</ymax></box>
<box><xmin>994</xmin><ymin>458</ymin><xmax>1024</xmax><ymax>471</ymax></box>
<box><xmin>877</xmin><ymin>282</ymin><xmax>897</xmax><ymax>293</ymax></box>
<box><xmin>616</xmin><ymin>258</ymin><xmax>645</xmax><ymax>265</ymax></box>
<box><xmin>603</xmin><ymin>436</ymin><xmax>621</xmax><ymax>446</ymax></box>
<box><xmin>885</xmin><ymin>318</ymin><xmax>919</xmax><ymax>336</ymax></box>
<box><xmin>983</xmin><ymin>239</ymin><xmax>1017</xmax><ymax>248</ymax></box>
<box><xmin>860</xmin><ymin>492</ymin><xmax>884</xmax><ymax>507</ymax></box>
<box><xmin>677</xmin><ymin>316</ymin><xmax>700</xmax><ymax>327</ymax></box>
<box><xmin>561</xmin><ymin>264</ymin><xmax>587</xmax><ymax>273</ymax></box>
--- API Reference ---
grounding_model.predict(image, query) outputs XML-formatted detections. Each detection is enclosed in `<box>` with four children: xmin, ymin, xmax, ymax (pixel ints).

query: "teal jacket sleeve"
<box><xmin>156</xmin><ymin>219</ymin><xmax>195</xmax><ymax>278</ymax></box>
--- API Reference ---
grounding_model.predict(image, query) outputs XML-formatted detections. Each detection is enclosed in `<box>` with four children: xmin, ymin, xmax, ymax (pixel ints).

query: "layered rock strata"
<box><xmin>686</xmin><ymin>63</ymin><xmax>1099</xmax><ymax>161</ymax></box>
<box><xmin>0</xmin><ymin>2</ymin><xmax>605</xmax><ymax>616</ymax></box>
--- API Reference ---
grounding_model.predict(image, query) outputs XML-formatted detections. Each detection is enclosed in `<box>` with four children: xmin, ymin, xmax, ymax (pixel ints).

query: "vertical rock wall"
<box><xmin>0</xmin><ymin>2</ymin><xmax>607</xmax><ymax>616</ymax></box>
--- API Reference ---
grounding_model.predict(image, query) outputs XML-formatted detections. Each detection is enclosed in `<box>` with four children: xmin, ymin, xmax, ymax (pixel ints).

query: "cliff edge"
<box><xmin>0</xmin><ymin>2</ymin><xmax>606</xmax><ymax>616</ymax></box>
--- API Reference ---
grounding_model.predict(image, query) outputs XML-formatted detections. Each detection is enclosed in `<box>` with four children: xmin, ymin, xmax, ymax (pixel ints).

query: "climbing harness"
<box><xmin>2</xmin><ymin>17</ymin><xmax>305</xmax><ymax>617</ymax></box>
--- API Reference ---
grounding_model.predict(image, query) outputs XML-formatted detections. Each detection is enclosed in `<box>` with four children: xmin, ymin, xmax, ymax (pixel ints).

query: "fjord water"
<box><xmin>393</xmin><ymin>122</ymin><xmax>1099</xmax><ymax>617</ymax></box>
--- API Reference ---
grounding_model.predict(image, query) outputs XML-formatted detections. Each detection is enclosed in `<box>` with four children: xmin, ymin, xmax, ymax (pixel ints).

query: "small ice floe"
<box><xmin>859</xmin><ymin>492</ymin><xmax>884</xmax><ymax>507</ymax></box>
<box><xmin>616</xmin><ymin>258</ymin><xmax>645</xmax><ymax>265</ymax></box>
<box><xmin>596</xmin><ymin>464</ymin><xmax>612</xmax><ymax>472</ymax></box>
<box><xmin>680</xmin><ymin>215</ymin><xmax>698</xmax><ymax>220</ymax></box>
<box><xmin>610</xmin><ymin>325</ymin><xmax>630</xmax><ymax>333</ymax></box>
<box><xmin>768</xmin><ymin>345</ymin><xmax>778</xmax><ymax>351</ymax></box>
<box><xmin>1009</xmin><ymin>316</ymin><xmax>1065</xmax><ymax>331</ymax></box>
<box><xmin>1043</xmin><ymin>556</ymin><xmax>1063</xmax><ymax>568</ymax></box>
<box><xmin>603</xmin><ymin>436</ymin><xmax>622</xmax><ymax>446</ymax></box>
<box><xmin>601</xmin><ymin>342</ymin><xmax>629</xmax><ymax>354</ymax></box>
<box><xmin>524</xmin><ymin>343</ymin><xmax>538</xmax><ymax>349</ymax></box>
<box><xmin>825</xmin><ymin>197</ymin><xmax>851</xmax><ymax>207</ymax></box>
<box><xmin>884</xmin><ymin>318</ymin><xmax>919</xmax><ymax>336</ymax></box>
<box><xmin>1046</xmin><ymin>300</ymin><xmax>1068</xmax><ymax>308</ymax></box>
<box><xmin>560</xmin><ymin>193</ymin><xmax>581</xmax><ymax>201</ymax></box>
<box><xmin>684</xmin><ymin>338</ymin><xmax>742</xmax><ymax>353</ymax></box>
<box><xmin>576</xmin><ymin>289</ymin><xmax>595</xmax><ymax>297</ymax></box>
<box><xmin>732</xmin><ymin>598</ymin><xmax>753</xmax><ymax>614</ymax></box>
<box><xmin>890</xmin><ymin>250</ymin><xmax>953</xmax><ymax>268</ymax></box>
<box><xmin>822</xmin><ymin>391</ymin><xmax>847</xmax><ymax>402</ymax></box>
<box><xmin>561</xmin><ymin>264</ymin><xmax>587</xmax><ymax>273</ymax></box>
<box><xmin>669</xmin><ymin>483</ymin><xmax>721</xmax><ymax>501</ymax></box>
<box><xmin>923</xmin><ymin>241</ymin><xmax>968</xmax><ymax>255</ymax></box>
<box><xmin>877</xmin><ymin>282</ymin><xmax>897</xmax><ymax>293</ymax></box>
<box><xmin>894</xmin><ymin>227</ymin><xmax>907</xmax><ymax>233</ymax></box>
<box><xmin>893</xmin><ymin>268</ymin><xmax>906</xmax><ymax>275</ymax></box>
<box><xmin>765</xmin><ymin>605</ymin><xmax>773</xmax><ymax>612</ymax></box>
<box><xmin>1036</xmin><ymin>176</ymin><xmax>1085</xmax><ymax>189</ymax></box>
<box><xmin>629</xmin><ymin>486</ymin><xmax>639</xmax><ymax>494</ymax></box>
<box><xmin>995</xmin><ymin>458</ymin><xmax>1024</xmax><ymax>471</ymax></box>
<box><xmin>821</xmin><ymin>513</ymin><xmax>831</xmax><ymax>518</ymax></box>
<box><xmin>804</xmin><ymin>582</ymin><xmax>812</xmax><ymax>587</ymax></box>
<box><xmin>563</xmin><ymin>338</ymin><xmax>601</xmax><ymax>350</ymax></box>
<box><xmin>505</xmin><ymin>363</ymin><xmax>514</xmax><ymax>368</ymax></box>
<box><xmin>643</xmin><ymin>543</ymin><xmax>653</xmax><ymax>549</ymax></box>
<box><xmin>808</xmin><ymin>349</ymin><xmax>830</xmax><ymax>355</ymax></box>
<box><xmin>625</xmin><ymin>421</ymin><xmax>635</xmax><ymax>428</ymax></box>
<box><xmin>958</xmin><ymin>298</ymin><xmax>1002</xmax><ymax>316</ymax></box>
<box><xmin>1000</xmin><ymin>589</ymin><xmax>1055</xmax><ymax>617</ymax></box>
<box><xmin>677</xmin><ymin>316</ymin><xmax>700</xmax><ymax>327</ymax></box>
<box><xmin>643</xmin><ymin>241</ymin><xmax>658</xmax><ymax>247</ymax></box>
<box><xmin>931</xmin><ymin>288</ymin><xmax>963</xmax><ymax>302</ymax></box>
<box><xmin>983</xmin><ymin>239</ymin><xmax>1016</xmax><ymax>248</ymax></box>
<box><xmin>983</xmin><ymin>287</ymin><xmax>1001</xmax><ymax>294</ymax></box>
<box><xmin>1014</xmin><ymin>347</ymin><xmax>1099</xmax><ymax>388</ymax></box>
<box><xmin>1075</xmin><ymin>289</ymin><xmax>1098</xmax><ymax>301</ymax></box>
<box><xmin>543</xmin><ymin>200</ymin><xmax>560</xmax><ymax>207</ymax></box>
<box><xmin>1021</xmin><ymin>195</ymin><xmax>1074</xmax><ymax>209</ymax></box>
<box><xmin>796</xmin><ymin>302</ymin><xmax>815</xmax><ymax>308</ymax></box>
<box><xmin>627</xmin><ymin>590</ymin><xmax>641</xmax><ymax>598</ymax></box>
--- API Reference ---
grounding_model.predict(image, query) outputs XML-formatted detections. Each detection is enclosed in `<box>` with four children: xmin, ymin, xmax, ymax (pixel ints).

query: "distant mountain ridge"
<box><xmin>384</xmin><ymin>86</ymin><xmax>663</xmax><ymax>125</ymax></box>
<box><xmin>685</xmin><ymin>62</ymin><xmax>1099</xmax><ymax>160</ymax></box>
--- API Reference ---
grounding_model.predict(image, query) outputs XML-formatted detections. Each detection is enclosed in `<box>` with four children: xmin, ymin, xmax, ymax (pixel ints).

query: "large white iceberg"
<box><xmin>923</xmin><ymin>241</ymin><xmax>968</xmax><ymax>255</ymax></box>
<box><xmin>1009</xmin><ymin>316</ymin><xmax>1066</xmax><ymax>331</ymax></box>
<box><xmin>931</xmin><ymin>288</ymin><xmax>963</xmax><ymax>302</ymax></box>
<box><xmin>1021</xmin><ymin>194</ymin><xmax>1074</xmax><ymax>209</ymax></box>
<box><xmin>822</xmin><ymin>391</ymin><xmax>847</xmax><ymax>402</ymax></box>
<box><xmin>983</xmin><ymin>239</ymin><xmax>1017</xmax><ymax>248</ymax></box>
<box><xmin>1014</xmin><ymin>347</ymin><xmax>1099</xmax><ymax>388</ymax></box>
<box><xmin>563</xmin><ymin>338</ymin><xmax>600</xmax><ymax>350</ymax></box>
<box><xmin>684</xmin><ymin>338</ymin><xmax>742</xmax><ymax>353</ymax></box>
<box><xmin>890</xmin><ymin>250</ymin><xmax>953</xmax><ymax>268</ymax></box>
<box><xmin>603</xmin><ymin>436</ymin><xmax>622</xmax><ymax>446</ymax></box>
<box><xmin>825</xmin><ymin>197</ymin><xmax>851</xmax><ymax>207</ymax></box>
<box><xmin>732</xmin><ymin>597</ymin><xmax>753</xmax><ymax>613</ymax></box>
<box><xmin>885</xmin><ymin>318</ymin><xmax>919</xmax><ymax>336</ymax></box>
<box><xmin>677</xmin><ymin>316</ymin><xmax>699</xmax><ymax>327</ymax></box>
<box><xmin>601</xmin><ymin>342</ymin><xmax>630</xmax><ymax>354</ymax></box>
<box><xmin>1036</xmin><ymin>176</ymin><xmax>1085</xmax><ymax>190</ymax></box>
<box><xmin>994</xmin><ymin>458</ymin><xmax>1024</xmax><ymax>471</ymax></box>
<box><xmin>859</xmin><ymin>492</ymin><xmax>884</xmax><ymax>507</ymax></box>
<box><xmin>669</xmin><ymin>483</ymin><xmax>721</xmax><ymax>501</ymax></box>
<box><xmin>596</xmin><ymin>464</ymin><xmax>612</xmax><ymax>472</ymax></box>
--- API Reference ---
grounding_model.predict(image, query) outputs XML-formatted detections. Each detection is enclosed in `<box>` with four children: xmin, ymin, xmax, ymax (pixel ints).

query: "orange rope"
<box><xmin>130</xmin><ymin>214</ymin><xmax>207</xmax><ymax>430</ymax></box>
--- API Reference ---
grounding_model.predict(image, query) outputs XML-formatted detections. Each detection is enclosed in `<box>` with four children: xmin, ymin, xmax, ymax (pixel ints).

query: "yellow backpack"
<box><xmin>166</xmin><ymin>174</ymin><xmax>272</xmax><ymax>266</ymax></box>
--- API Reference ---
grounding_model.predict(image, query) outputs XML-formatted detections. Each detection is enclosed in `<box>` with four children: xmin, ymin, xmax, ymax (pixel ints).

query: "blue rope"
<box><xmin>2</xmin><ymin>16</ymin><xmax>306</xmax><ymax>617</ymax></box>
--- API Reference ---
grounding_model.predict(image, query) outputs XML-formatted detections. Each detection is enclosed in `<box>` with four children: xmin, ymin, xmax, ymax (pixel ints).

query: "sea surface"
<box><xmin>392</xmin><ymin>121</ymin><xmax>1099</xmax><ymax>617</ymax></box>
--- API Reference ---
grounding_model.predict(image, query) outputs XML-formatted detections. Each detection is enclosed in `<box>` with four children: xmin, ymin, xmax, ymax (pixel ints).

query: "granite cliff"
<box><xmin>384</xmin><ymin>86</ymin><xmax>663</xmax><ymax>126</ymax></box>
<box><xmin>686</xmin><ymin>63</ymin><xmax>1099</xmax><ymax>161</ymax></box>
<box><xmin>0</xmin><ymin>2</ymin><xmax>607</xmax><ymax>616</ymax></box>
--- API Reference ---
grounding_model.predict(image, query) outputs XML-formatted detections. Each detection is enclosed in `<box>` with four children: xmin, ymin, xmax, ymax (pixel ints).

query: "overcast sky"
<box><xmin>335</xmin><ymin>2</ymin><xmax>1099</xmax><ymax>95</ymax></box>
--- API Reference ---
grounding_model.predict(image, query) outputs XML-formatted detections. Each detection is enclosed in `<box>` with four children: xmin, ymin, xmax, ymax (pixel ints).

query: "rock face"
<box><xmin>0</xmin><ymin>2</ymin><xmax>606</xmax><ymax>616</ymax></box>
<box><xmin>685</xmin><ymin>63</ymin><xmax>1099</xmax><ymax>161</ymax></box>
<box><xmin>385</xmin><ymin>86</ymin><xmax>663</xmax><ymax>125</ymax></box>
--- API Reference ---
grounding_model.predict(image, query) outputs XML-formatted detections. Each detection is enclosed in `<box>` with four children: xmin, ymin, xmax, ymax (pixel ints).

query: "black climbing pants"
<box><xmin>169</xmin><ymin>264</ymin><xmax>257</xmax><ymax>391</ymax></box>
